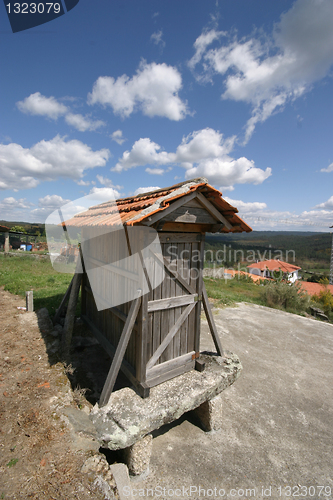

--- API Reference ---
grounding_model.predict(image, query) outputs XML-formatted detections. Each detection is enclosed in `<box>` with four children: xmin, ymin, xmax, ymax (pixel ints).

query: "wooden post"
<box><xmin>61</xmin><ymin>270</ymin><xmax>82</xmax><ymax>360</ymax></box>
<box><xmin>53</xmin><ymin>276</ymin><xmax>74</xmax><ymax>325</ymax></box>
<box><xmin>25</xmin><ymin>291</ymin><xmax>33</xmax><ymax>312</ymax></box>
<box><xmin>202</xmin><ymin>282</ymin><xmax>224</xmax><ymax>357</ymax></box>
<box><xmin>100</xmin><ymin>290</ymin><xmax>142</xmax><ymax>407</ymax></box>
<box><xmin>4</xmin><ymin>232</ymin><xmax>9</xmax><ymax>253</ymax></box>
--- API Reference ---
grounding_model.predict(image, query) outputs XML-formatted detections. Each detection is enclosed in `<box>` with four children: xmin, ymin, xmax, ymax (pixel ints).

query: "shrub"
<box><xmin>260</xmin><ymin>280</ymin><xmax>310</xmax><ymax>312</ymax></box>
<box><xmin>312</xmin><ymin>289</ymin><xmax>333</xmax><ymax>316</ymax></box>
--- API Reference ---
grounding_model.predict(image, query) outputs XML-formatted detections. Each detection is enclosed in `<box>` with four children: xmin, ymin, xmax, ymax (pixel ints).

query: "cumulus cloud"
<box><xmin>17</xmin><ymin>92</ymin><xmax>68</xmax><ymax>119</ymax></box>
<box><xmin>224</xmin><ymin>197</ymin><xmax>331</xmax><ymax>231</ymax></box>
<box><xmin>321</xmin><ymin>162</ymin><xmax>333</xmax><ymax>173</ymax></box>
<box><xmin>145</xmin><ymin>168</ymin><xmax>165</xmax><ymax>175</ymax></box>
<box><xmin>150</xmin><ymin>30</ymin><xmax>165</xmax><ymax>49</ymax></box>
<box><xmin>38</xmin><ymin>194</ymin><xmax>71</xmax><ymax>208</ymax></box>
<box><xmin>188</xmin><ymin>29</ymin><xmax>226</xmax><ymax>71</ymax></box>
<box><xmin>0</xmin><ymin>136</ymin><xmax>110</xmax><ymax>190</ymax></box>
<box><xmin>114</xmin><ymin>128</ymin><xmax>271</xmax><ymax>189</ymax></box>
<box><xmin>65</xmin><ymin>113</ymin><xmax>105</xmax><ymax>132</ymax></box>
<box><xmin>0</xmin><ymin>197</ymin><xmax>32</xmax><ymax>209</ymax></box>
<box><xmin>134</xmin><ymin>186</ymin><xmax>161</xmax><ymax>196</ymax></box>
<box><xmin>113</xmin><ymin>137</ymin><xmax>173</xmax><ymax>172</ymax></box>
<box><xmin>190</xmin><ymin>0</ymin><xmax>333</xmax><ymax>142</ymax></box>
<box><xmin>89</xmin><ymin>186</ymin><xmax>121</xmax><ymax>201</ymax></box>
<box><xmin>17</xmin><ymin>92</ymin><xmax>105</xmax><ymax>132</ymax></box>
<box><xmin>96</xmin><ymin>175</ymin><xmax>123</xmax><ymax>191</ymax></box>
<box><xmin>88</xmin><ymin>61</ymin><xmax>189</xmax><ymax>121</ymax></box>
<box><xmin>111</xmin><ymin>130</ymin><xmax>126</xmax><ymax>145</ymax></box>
<box><xmin>314</xmin><ymin>196</ymin><xmax>333</xmax><ymax>210</ymax></box>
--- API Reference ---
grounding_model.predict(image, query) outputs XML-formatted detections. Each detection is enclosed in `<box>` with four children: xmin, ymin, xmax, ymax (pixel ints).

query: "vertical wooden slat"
<box><xmin>160</xmin><ymin>243</ymin><xmax>171</xmax><ymax>363</ymax></box>
<box><xmin>136</xmin><ymin>229</ymin><xmax>148</xmax><ymax>383</ymax></box>
<box><xmin>152</xmin><ymin>247</ymin><xmax>162</xmax><ymax>365</ymax></box>
<box><xmin>173</xmin><ymin>242</ymin><xmax>182</xmax><ymax>358</ymax></box>
<box><xmin>187</xmin><ymin>241</ymin><xmax>196</xmax><ymax>353</ymax></box>
<box><xmin>194</xmin><ymin>236</ymin><xmax>205</xmax><ymax>353</ymax></box>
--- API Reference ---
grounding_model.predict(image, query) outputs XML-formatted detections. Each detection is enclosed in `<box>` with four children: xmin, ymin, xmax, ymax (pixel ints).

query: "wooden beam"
<box><xmin>195</xmin><ymin>192</ymin><xmax>233</xmax><ymax>230</ymax></box>
<box><xmin>149</xmin><ymin>249</ymin><xmax>197</xmax><ymax>295</ymax></box>
<box><xmin>53</xmin><ymin>276</ymin><xmax>74</xmax><ymax>325</ymax></box>
<box><xmin>202</xmin><ymin>282</ymin><xmax>224</xmax><ymax>357</ymax></box>
<box><xmin>146</xmin><ymin>302</ymin><xmax>196</xmax><ymax>370</ymax></box>
<box><xmin>61</xmin><ymin>270</ymin><xmax>83</xmax><ymax>361</ymax></box>
<box><xmin>146</xmin><ymin>351</ymin><xmax>195</xmax><ymax>381</ymax></box>
<box><xmin>142</xmin><ymin>191</ymin><xmax>198</xmax><ymax>226</ymax></box>
<box><xmin>99</xmin><ymin>290</ymin><xmax>142</xmax><ymax>406</ymax></box>
<box><xmin>81</xmin><ymin>313</ymin><xmax>149</xmax><ymax>397</ymax></box>
<box><xmin>147</xmin><ymin>294</ymin><xmax>198</xmax><ymax>312</ymax></box>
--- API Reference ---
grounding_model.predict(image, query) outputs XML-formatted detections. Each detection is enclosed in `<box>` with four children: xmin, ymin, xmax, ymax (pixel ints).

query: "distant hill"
<box><xmin>205</xmin><ymin>231</ymin><xmax>332</xmax><ymax>266</ymax></box>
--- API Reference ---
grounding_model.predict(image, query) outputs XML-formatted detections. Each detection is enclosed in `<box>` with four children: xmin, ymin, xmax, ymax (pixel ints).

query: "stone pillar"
<box><xmin>193</xmin><ymin>393</ymin><xmax>223</xmax><ymax>432</ymax></box>
<box><xmin>4</xmin><ymin>232</ymin><xmax>9</xmax><ymax>253</ymax></box>
<box><xmin>122</xmin><ymin>434</ymin><xmax>153</xmax><ymax>476</ymax></box>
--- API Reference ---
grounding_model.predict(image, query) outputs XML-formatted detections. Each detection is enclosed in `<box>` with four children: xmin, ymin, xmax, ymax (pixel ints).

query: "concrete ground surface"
<box><xmin>130</xmin><ymin>303</ymin><xmax>333</xmax><ymax>500</ymax></box>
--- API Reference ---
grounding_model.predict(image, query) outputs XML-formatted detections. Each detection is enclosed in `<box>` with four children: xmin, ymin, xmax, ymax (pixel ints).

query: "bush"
<box><xmin>312</xmin><ymin>289</ymin><xmax>333</xmax><ymax>316</ymax></box>
<box><xmin>260</xmin><ymin>280</ymin><xmax>310</xmax><ymax>313</ymax></box>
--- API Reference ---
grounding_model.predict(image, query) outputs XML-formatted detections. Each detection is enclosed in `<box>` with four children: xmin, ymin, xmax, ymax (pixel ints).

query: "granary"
<box><xmin>59</xmin><ymin>178</ymin><xmax>251</xmax><ymax>406</ymax></box>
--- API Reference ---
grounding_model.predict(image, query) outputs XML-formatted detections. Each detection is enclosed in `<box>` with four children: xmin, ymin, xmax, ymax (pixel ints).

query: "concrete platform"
<box><xmin>90</xmin><ymin>351</ymin><xmax>241</xmax><ymax>452</ymax></box>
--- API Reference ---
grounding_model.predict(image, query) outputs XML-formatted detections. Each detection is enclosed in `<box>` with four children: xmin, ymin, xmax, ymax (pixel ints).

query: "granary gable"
<box><xmin>64</xmin><ymin>177</ymin><xmax>252</xmax><ymax>234</ymax></box>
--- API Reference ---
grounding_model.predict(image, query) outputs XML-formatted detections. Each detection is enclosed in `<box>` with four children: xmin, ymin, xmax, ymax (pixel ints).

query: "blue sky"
<box><xmin>1</xmin><ymin>0</ymin><xmax>333</xmax><ymax>231</ymax></box>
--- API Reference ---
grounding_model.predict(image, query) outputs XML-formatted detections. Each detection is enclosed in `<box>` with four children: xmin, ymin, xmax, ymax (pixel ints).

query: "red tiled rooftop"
<box><xmin>247</xmin><ymin>259</ymin><xmax>301</xmax><ymax>273</ymax></box>
<box><xmin>300</xmin><ymin>282</ymin><xmax>333</xmax><ymax>297</ymax></box>
<box><xmin>64</xmin><ymin>178</ymin><xmax>252</xmax><ymax>233</ymax></box>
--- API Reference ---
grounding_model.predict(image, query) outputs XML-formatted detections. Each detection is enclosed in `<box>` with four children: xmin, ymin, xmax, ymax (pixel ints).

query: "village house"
<box><xmin>247</xmin><ymin>259</ymin><xmax>301</xmax><ymax>283</ymax></box>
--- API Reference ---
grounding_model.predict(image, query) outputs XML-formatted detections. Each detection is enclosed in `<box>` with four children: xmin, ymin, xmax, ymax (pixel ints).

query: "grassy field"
<box><xmin>0</xmin><ymin>253</ymin><xmax>73</xmax><ymax>315</ymax></box>
<box><xmin>204</xmin><ymin>276</ymin><xmax>264</xmax><ymax>307</ymax></box>
<box><xmin>1</xmin><ymin>252</ymin><xmax>331</xmax><ymax>322</ymax></box>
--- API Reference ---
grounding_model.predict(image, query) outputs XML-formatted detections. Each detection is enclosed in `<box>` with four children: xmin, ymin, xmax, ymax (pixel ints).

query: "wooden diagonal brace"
<box><xmin>202</xmin><ymin>282</ymin><xmax>224</xmax><ymax>357</ymax></box>
<box><xmin>146</xmin><ymin>301</ymin><xmax>197</xmax><ymax>370</ymax></box>
<box><xmin>99</xmin><ymin>290</ymin><xmax>142</xmax><ymax>407</ymax></box>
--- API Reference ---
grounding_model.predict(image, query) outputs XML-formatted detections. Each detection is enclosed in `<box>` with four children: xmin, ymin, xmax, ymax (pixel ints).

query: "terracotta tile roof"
<box><xmin>247</xmin><ymin>259</ymin><xmax>301</xmax><ymax>273</ymax></box>
<box><xmin>64</xmin><ymin>177</ymin><xmax>252</xmax><ymax>233</ymax></box>
<box><xmin>300</xmin><ymin>282</ymin><xmax>333</xmax><ymax>296</ymax></box>
<box><xmin>222</xmin><ymin>269</ymin><xmax>268</xmax><ymax>282</ymax></box>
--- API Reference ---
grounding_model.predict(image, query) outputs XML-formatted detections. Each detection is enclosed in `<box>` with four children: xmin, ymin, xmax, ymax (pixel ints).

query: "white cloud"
<box><xmin>224</xmin><ymin>197</ymin><xmax>267</xmax><ymax>212</ymax></box>
<box><xmin>17</xmin><ymin>92</ymin><xmax>105</xmax><ymax>133</ymax></box>
<box><xmin>114</xmin><ymin>128</ymin><xmax>271</xmax><ymax>189</ymax></box>
<box><xmin>314</xmin><ymin>196</ymin><xmax>333</xmax><ymax>210</ymax></box>
<box><xmin>191</xmin><ymin>0</ymin><xmax>333</xmax><ymax>142</ymax></box>
<box><xmin>0</xmin><ymin>197</ymin><xmax>32</xmax><ymax>209</ymax></box>
<box><xmin>150</xmin><ymin>30</ymin><xmax>165</xmax><ymax>48</ymax></box>
<box><xmin>0</xmin><ymin>197</ymin><xmax>34</xmax><ymax>221</ymax></box>
<box><xmin>113</xmin><ymin>137</ymin><xmax>173</xmax><ymax>172</ymax></box>
<box><xmin>188</xmin><ymin>29</ymin><xmax>226</xmax><ymax>70</ymax></box>
<box><xmin>134</xmin><ymin>186</ymin><xmax>161</xmax><ymax>196</ymax></box>
<box><xmin>88</xmin><ymin>61</ymin><xmax>189</xmax><ymax>121</ymax></box>
<box><xmin>76</xmin><ymin>179</ymin><xmax>91</xmax><ymax>186</ymax></box>
<box><xmin>17</xmin><ymin>92</ymin><xmax>68</xmax><ymax>119</ymax></box>
<box><xmin>145</xmin><ymin>168</ymin><xmax>165</xmax><ymax>175</ymax></box>
<box><xmin>321</xmin><ymin>162</ymin><xmax>333</xmax><ymax>173</ymax></box>
<box><xmin>225</xmin><ymin>197</ymin><xmax>332</xmax><ymax>231</ymax></box>
<box><xmin>111</xmin><ymin>130</ymin><xmax>126</xmax><ymax>145</ymax></box>
<box><xmin>38</xmin><ymin>194</ymin><xmax>71</xmax><ymax>208</ymax></box>
<box><xmin>96</xmin><ymin>175</ymin><xmax>123</xmax><ymax>190</ymax></box>
<box><xmin>65</xmin><ymin>113</ymin><xmax>105</xmax><ymax>132</ymax></box>
<box><xmin>0</xmin><ymin>136</ymin><xmax>110</xmax><ymax>190</ymax></box>
<box><xmin>89</xmin><ymin>186</ymin><xmax>121</xmax><ymax>201</ymax></box>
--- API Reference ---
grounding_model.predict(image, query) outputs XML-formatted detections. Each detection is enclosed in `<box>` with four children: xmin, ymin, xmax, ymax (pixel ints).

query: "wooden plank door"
<box><xmin>145</xmin><ymin>233</ymin><xmax>204</xmax><ymax>387</ymax></box>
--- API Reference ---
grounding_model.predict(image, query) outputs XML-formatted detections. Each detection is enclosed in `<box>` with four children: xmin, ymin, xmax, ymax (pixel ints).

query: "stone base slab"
<box><xmin>90</xmin><ymin>351</ymin><xmax>242</xmax><ymax>451</ymax></box>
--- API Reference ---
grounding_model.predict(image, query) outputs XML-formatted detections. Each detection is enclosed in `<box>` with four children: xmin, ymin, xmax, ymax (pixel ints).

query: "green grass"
<box><xmin>0</xmin><ymin>253</ymin><xmax>74</xmax><ymax>316</ymax></box>
<box><xmin>204</xmin><ymin>276</ymin><xmax>264</xmax><ymax>307</ymax></box>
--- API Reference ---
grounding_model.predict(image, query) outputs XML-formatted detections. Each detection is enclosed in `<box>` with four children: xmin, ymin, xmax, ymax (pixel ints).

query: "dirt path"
<box><xmin>0</xmin><ymin>287</ymin><xmax>115</xmax><ymax>499</ymax></box>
